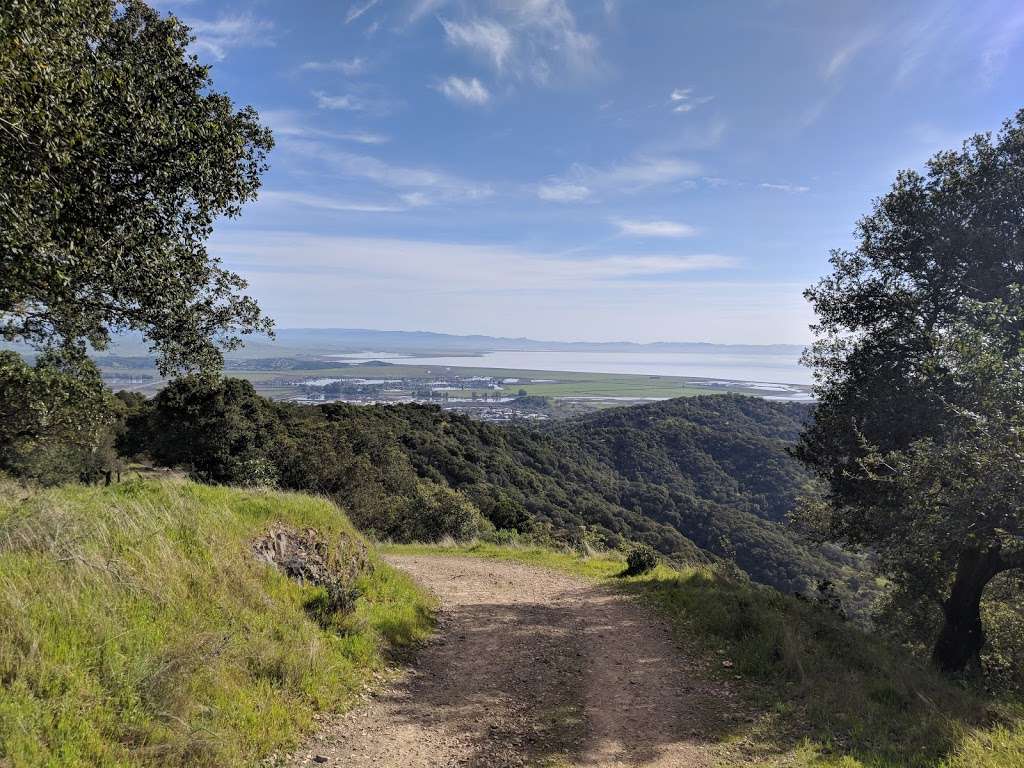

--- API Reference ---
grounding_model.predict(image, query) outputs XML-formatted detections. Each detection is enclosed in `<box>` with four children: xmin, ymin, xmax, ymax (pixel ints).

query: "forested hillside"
<box><xmin>119</xmin><ymin>381</ymin><xmax>865</xmax><ymax>599</ymax></box>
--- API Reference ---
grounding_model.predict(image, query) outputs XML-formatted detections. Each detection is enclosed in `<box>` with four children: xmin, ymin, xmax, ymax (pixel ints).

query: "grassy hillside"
<box><xmin>386</xmin><ymin>541</ymin><xmax>1023</xmax><ymax>768</ymax></box>
<box><xmin>0</xmin><ymin>479</ymin><xmax>435</xmax><ymax>768</ymax></box>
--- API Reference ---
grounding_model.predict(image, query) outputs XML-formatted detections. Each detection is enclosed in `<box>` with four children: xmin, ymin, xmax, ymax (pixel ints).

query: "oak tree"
<box><xmin>797</xmin><ymin>111</ymin><xmax>1024</xmax><ymax>672</ymax></box>
<box><xmin>1</xmin><ymin>0</ymin><xmax>274</xmax><ymax>375</ymax></box>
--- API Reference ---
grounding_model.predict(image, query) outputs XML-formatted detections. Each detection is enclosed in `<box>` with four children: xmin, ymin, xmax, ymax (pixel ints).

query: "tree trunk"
<box><xmin>931</xmin><ymin>546</ymin><xmax>1002</xmax><ymax>673</ymax></box>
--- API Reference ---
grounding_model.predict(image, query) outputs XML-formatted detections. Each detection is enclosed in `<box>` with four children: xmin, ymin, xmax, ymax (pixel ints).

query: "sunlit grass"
<box><xmin>0</xmin><ymin>479</ymin><xmax>435</xmax><ymax>768</ymax></box>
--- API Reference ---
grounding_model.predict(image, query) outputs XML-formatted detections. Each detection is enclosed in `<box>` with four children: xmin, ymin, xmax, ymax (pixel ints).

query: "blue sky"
<box><xmin>162</xmin><ymin>0</ymin><xmax>1024</xmax><ymax>344</ymax></box>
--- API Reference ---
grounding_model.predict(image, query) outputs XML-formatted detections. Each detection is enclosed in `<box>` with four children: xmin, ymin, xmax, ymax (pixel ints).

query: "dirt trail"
<box><xmin>290</xmin><ymin>555</ymin><xmax>738</xmax><ymax>767</ymax></box>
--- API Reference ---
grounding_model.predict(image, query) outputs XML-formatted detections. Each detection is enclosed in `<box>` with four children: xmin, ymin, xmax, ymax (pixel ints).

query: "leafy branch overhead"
<box><xmin>0</xmin><ymin>0</ymin><xmax>274</xmax><ymax>375</ymax></box>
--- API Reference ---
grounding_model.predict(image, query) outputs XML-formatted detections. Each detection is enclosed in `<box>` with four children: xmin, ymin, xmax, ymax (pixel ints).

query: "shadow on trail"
<box><xmin>376</xmin><ymin>582</ymin><xmax>743</xmax><ymax>767</ymax></box>
<box><xmin>616</xmin><ymin>572</ymin><xmax>999</xmax><ymax>768</ymax></box>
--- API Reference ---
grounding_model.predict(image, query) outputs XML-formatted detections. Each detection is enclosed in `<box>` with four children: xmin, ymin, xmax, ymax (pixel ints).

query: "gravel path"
<box><xmin>290</xmin><ymin>555</ymin><xmax>736</xmax><ymax>767</ymax></box>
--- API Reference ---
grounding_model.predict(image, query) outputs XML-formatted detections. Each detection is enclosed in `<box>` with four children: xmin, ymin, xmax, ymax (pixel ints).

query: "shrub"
<box><xmin>624</xmin><ymin>543</ymin><xmax>659</xmax><ymax>576</ymax></box>
<box><xmin>406</xmin><ymin>480</ymin><xmax>486</xmax><ymax>542</ymax></box>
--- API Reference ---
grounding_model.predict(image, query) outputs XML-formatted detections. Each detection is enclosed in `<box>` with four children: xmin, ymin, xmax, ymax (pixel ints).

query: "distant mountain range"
<box><xmin>269</xmin><ymin>328</ymin><xmax>806</xmax><ymax>356</ymax></box>
<box><xmin>3</xmin><ymin>328</ymin><xmax>806</xmax><ymax>360</ymax></box>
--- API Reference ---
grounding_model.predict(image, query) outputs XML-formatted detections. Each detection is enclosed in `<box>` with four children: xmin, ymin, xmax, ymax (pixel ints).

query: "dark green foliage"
<box><xmin>798</xmin><ymin>110</ymin><xmax>1024</xmax><ymax>672</ymax></box>
<box><xmin>0</xmin><ymin>350</ymin><xmax>123</xmax><ymax>484</ymax></box>
<box><xmin>0</xmin><ymin>0</ymin><xmax>273</xmax><ymax>375</ymax></box>
<box><xmin>133</xmin><ymin>376</ymin><xmax>286</xmax><ymax>484</ymax></box>
<box><xmin>624</xmin><ymin>543</ymin><xmax>658</xmax><ymax>576</ymax></box>
<box><xmin>127</xmin><ymin>381</ymin><xmax>862</xmax><ymax>596</ymax></box>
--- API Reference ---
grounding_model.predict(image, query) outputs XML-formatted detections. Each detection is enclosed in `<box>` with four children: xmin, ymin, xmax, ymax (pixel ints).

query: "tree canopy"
<box><xmin>0</xmin><ymin>0</ymin><xmax>273</xmax><ymax>375</ymax></box>
<box><xmin>797</xmin><ymin>110</ymin><xmax>1024</xmax><ymax>672</ymax></box>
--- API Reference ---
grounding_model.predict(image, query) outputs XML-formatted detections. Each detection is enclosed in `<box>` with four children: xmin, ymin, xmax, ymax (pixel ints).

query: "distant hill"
<box><xmin>2</xmin><ymin>328</ymin><xmax>804</xmax><ymax>360</ymax></box>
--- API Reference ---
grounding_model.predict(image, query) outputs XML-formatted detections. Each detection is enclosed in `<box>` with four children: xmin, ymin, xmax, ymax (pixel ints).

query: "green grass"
<box><xmin>384</xmin><ymin>542</ymin><xmax>1023</xmax><ymax>768</ymax></box>
<box><xmin>0</xmin><ymin>479</ymin><xmax>436</xmax><ymax>768</ymax></box>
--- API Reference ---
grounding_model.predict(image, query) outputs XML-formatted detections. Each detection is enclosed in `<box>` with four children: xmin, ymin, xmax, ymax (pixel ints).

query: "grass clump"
<box><xmin>0</xmin><ymin>478</ymin><xmax>435</xmax><ymax>768</ymax></box>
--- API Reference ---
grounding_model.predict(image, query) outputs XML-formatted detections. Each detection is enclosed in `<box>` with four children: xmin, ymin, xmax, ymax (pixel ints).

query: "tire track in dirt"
<box><xmin>290</xmin><ymin>555</ymin><xmax>738</xmax><ymax>767</ymax></box>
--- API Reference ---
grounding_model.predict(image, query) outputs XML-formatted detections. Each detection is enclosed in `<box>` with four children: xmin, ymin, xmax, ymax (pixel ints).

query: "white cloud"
<box><xmin>210</xmin><ymin>232</ymin><xmax>811</xmax><ymax>344</ymax></box>
<box><xmin>981</xmin><ymin>8</ymin><xmax>1024</xmax><ymax>85</ymax></box>
<box><xmin>894</xmin><ymin>3</ymin><xmax>956</xmax><ymax>86</ymax></box>
<box><xmin>436</xmin><ymin>76</ymin><xmax>491</xmax><ymax>105</ymax></box>
<box><xmin>538</xmin><ymin>156</ymin><xmax>698</xmax><ymax>202</ymax></box>
<box><xmin>613</xmin><ymin>219</ymin><xmax>698</xmax><ymax>238</ymax></box>
<box><xmin>313</xmin><ymin>91</ymin><xmax>364</xmax><ymax>111</ymax></box>
<box><xmin>400</xmin><ymin>192</ymin><xmax>432</xmax><ymax>207</ymax></box>
<box><xmin>185</xmin><ymin>15</ymin><xmax>274</xmax><ymax>61</ymax></box>
<box><xmin>824</xmin><ymin>32</ymin><xmax>875</xmax><ymax>79</ymax></box>
<box><xmin>346</xmin><ymin>0</ymin><xmax>381</xmax><ymax>24</ymax></box>
<box><xmin>259</xmin><ymin>190</ymin><xmax>404</xmax><ymax>213</ymax></box>
<box><xmin>301</xmin><ymin>58</ymin><xmax>366</xmax><ymax>76</ymax></box>
<box><xmin>261</xmin><ymin>110</ymin><xmax>389</xmax><ymax>145</ymax></box>
<box><xmin>286</xmin><ymin>140</ymin><xmax>494</xmax><ymax>203</ymax></box>
<box><xmin>669</xmin><ymin>87</ymin><xmax>713</xmax><ymax>113</ymax></box>
<box><xmin>760</xmin><ymin>183</ymin><xmax>810</xmax><ymax>193</ymax></box>
<box><xmin>433</xmin><ymin>0</ymin><xmax>598</xmax><ymax>85</ymax></box>
<box><xmin>216</xmin><ymin>231</ymin><xmax>736</xmax><ymax>288</ymax></box>
<box><xmin>441</xmin><ymin>18</ymin><xmax>514</xmax><ymax>71</ymax></box>
<box><xmin>409</xmin><ymin>0</ymin><xmax>451</xmax><ymax>23</ymax></box>
<box><xmin>537</xmin><ymin>182</ymin><xmax>591</xmax><ymax>202</ymax></box>
<box><xmin>602</xmin><ymin>157</ymin><xmax>699</xmax><ymax>187</ymax></box>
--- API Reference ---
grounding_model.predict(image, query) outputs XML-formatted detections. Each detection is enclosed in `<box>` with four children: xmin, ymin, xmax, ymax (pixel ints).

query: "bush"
<box><xmin>406</xmin><ymin>481</ymin><xmax>487</xmax><ymax>542</ymax></box>
<box><xmin>624</xmin><ymin>543</ymin><xmax>659</xmax><ymax>576</ymax></box>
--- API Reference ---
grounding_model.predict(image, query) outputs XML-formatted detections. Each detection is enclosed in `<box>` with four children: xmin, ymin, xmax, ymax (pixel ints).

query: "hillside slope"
<box><xmin>305</xmin><ymin>395</ymin><xmax>860</xmax><ymax>596</ymax></box>
<box><xmin>545</xmin><ymin>396</ymin><xmax>866</xmax><ymax>593</ymax></box>
<box><xmin>0</xmin><ymin>479</ymin><xmax>434</xmax><ymax>768</ymax></box>
<box><xmin>127</xmin><ymin>384</ymin><xmax>864</xmax><ymax>598</ymax></box>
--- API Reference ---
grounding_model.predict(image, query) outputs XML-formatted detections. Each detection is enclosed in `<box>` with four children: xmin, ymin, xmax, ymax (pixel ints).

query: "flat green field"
<box><xmin>226</xmin><ymin>362</ymin><xmax>808</xmax><ymax>401</ymax></box>
<box><xmin>95</xmin><ymin>358</ymin><xmax>812</xmax><ymax>405</ymax></box>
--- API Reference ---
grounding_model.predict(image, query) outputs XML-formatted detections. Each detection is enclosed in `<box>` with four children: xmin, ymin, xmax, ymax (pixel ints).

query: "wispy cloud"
<box><xmin>539</xmin><ymin>156</ymin><xmax>699</xmax><ymax>202</ymax></box>
<box><xmin>217</xmin><ymin>231</ymin><xmax>736</xmax><ymax>288</ymax></box>
<box><xmin>409</xmin><ymin>0</ymin><xmax>450</xmax><ymax>23</ymax></box>
<box><xmin>287</xmin><ymin>141</ymin><xmax>494</xmax><ymax>203</ymax></box>
<box><xmin>894</xmin><ymin>2</ymin><xmax>956</xmax><ymax>86</ymax></box>
<box><xmin>981</xmin><ymin>7</ymin><xmax>1024</xmax><ymax>85</ymax></box>
<box><xmin>346</xmin><ymin>0</ymin><xmax>381</xmax><ymax>24</ymax></box>
<box><xmin>441</xmin><ymin>18</ymin><xmax>514</xmax><ymax>71</ymax></box>
<box><xmin>537</xmin><ymin>181</ymin><xmax>591</xmax><ymax>202</ymax></box>
<box><xmin>214</xmin><ymin>231</ymin><xmax>811</xmax><ymax>344</ymax></box>
<box><xmin>436</xmin><ymin>76</ymin><xmax>491</xmax><ymax>105</ymax></box>
<box><xmin>260</xmin><ymin>190</ymin><xmax>404</xmax><ymax>213</ymax></box>
<box><xmin>433</xmin><ymin>0</ymin><xmax>598</xmax><ymax>85</ymax></box>
<box><xmin>669</xmin><ymin>88</ymin><xmax>713</xmax><ymax>113</ymax></box>
<box><xmin>185</xmin><ymin>14</ymin><xmax>274</xmax><ymax>61</ymax></box>
<box><xmin>301</xmin><ymin>57</ymin><xmax>366</xmax><ymax>76</ymax></box>
<box><xmin>760</xmin><ymin>183</ymin><xmax>810</xmax><ymax>193</ymax></box>
<box><xmin>824</xmin><ymin>31</ymin><xmax>875</xmax><ymax>79</ymax></box>
<box><xmin>261</xmin><ymin>110</ymin><xmax>389</xmax><ymax>145</ymax></box>
<box><xmin>313</xmin><ymin>91</ymin><xmax>364</xmax><ymax>111</ymax></box>
<box><xmin>613</xmin><ymin>219</ymin><xmax>698</xmax><ymax>238</ymax></box>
